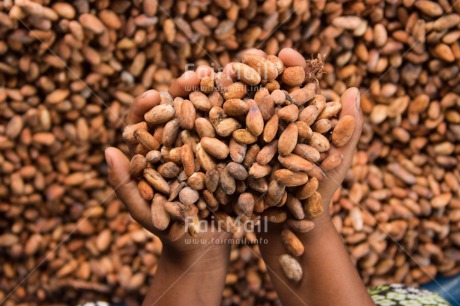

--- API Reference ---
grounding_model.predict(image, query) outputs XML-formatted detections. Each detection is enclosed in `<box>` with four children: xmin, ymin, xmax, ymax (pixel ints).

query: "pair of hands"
<box><xmin>104</xmin><ymin>48</ymin><xmax>364</xmax><ymax>304</ymax></box>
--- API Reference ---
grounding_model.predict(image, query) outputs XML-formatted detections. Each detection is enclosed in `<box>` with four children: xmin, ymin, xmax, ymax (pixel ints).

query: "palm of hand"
<box><xmin>106</xmin><ymin>87</ymin><xmax>233</xmax><ymax>253</ymax></box>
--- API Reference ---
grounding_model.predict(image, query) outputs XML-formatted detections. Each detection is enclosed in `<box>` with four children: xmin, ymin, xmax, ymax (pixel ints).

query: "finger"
<box><xmin>319</xmin><ymin>88</ymin><xmax>363</xmax><ymax>197</ymax></box>
<box><xmin>126</xmin><ymin>90</ymin><xmax>161</xmax><ymax>125</ymax></box>
<box><xmin>278</xmin><ymin>48</ymin><xmax>307</xmax><ymax>68</ymax></box>
<box><xmin>169</xmin><ymin>71</ymin><xmax>199</xmax><ymax>98</ymax></box>
<box><xmin>223</xmin><ymin>62</ymin><xmax>237</xmax><ymax>80</ymax></box>
<box><xmin>196</xmin><ymin>65</ymin><xmax>213</xmax><ymax>78</ymax></box>
<box><xmin>169</xmin><ymin>67</ymin><xmax>213</xmax><ymax>98</ymax></box>
<box><xmin>334</xmin><ymin>87</ymin><xmax>363</xmax><ymax>170</ymax></box>
<box><xmin>105</xmin><ymin>147</ymin><xmax>157</xmax><ymax>233</ymax></box>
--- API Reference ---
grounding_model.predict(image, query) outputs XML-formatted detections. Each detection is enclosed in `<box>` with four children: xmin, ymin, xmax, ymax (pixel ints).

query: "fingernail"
<box><xmin>105</xmin><ymin>149</ymin><xmax>113</xmax><ymax>170</ymax></box>
<box><xmin>354</xmin><ymin>90</ymin><xmax>361</xmax><ymax>111</ymax></box>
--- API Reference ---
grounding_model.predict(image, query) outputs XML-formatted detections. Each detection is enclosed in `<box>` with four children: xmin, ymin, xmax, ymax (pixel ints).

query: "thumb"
<box><xmin>318</xmin><ymin>88</ymin><xmax>363</xmax><ymax>200</ymax></box>
<box><xmin>334</xmin><ymin>87</ymin><xmax>364</xmax><ymax>171</ymax></box>
<box><xmin>105</xmin><ymin>147</ymin><xmax>156</xmax><ymax>233</ymax></box>
<box><xmin>168</xmin><ymin>66</ymin><xmax>213</xmax><ymax>98</ymax></box>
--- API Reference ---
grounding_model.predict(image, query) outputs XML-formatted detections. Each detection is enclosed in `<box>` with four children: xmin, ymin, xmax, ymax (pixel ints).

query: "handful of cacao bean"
<box><xmin>123</xmin><ymin>51</ymin><xmax>355</xmax><ymax>282</ymax></box>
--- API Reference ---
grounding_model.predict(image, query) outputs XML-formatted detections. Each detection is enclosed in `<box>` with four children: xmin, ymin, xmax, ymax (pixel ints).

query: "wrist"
<box><xmin>161</xmin><ymin>240</ymin><xmax>231</xmax><ymax>273</ymax></box>
<box><xmin>144</xmin><ymin>240</ymin><xmax>231</xmax><ymax>306</ymax></box>
<box><xmin>311</xmin><ymin>211</ymin><xmax>333</xmax><ymax>230</ymax></box>
<box><xmin>294</xmin><ymin>214</ymin><xmax>342</xmax><ymax>254</ymax></box>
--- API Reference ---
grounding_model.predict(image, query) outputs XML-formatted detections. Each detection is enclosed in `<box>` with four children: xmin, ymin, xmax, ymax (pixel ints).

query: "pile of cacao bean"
<box><xmin>0</xmin><ymin>0</ymin><xmax>459</xmax><ymax>305</ymax></box>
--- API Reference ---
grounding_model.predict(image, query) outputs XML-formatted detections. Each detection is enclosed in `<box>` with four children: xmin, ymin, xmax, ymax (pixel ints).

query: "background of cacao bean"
<box><xmin>0</xmin><ymin>0</ymin><xmax>459</xmax><ymax>305</ymax></box>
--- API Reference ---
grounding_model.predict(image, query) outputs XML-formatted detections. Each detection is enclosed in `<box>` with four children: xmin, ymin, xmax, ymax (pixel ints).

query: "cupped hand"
<box><xmin>253</xmin><ymin>49</ymin><xmax>371</xmax><ymax>306</ymax></box>
<box><xmin>105</xmin><ymin>67</ymin><xmax>231</xmax><ymax>257</ymax></box>
<box><xmin>255</xmin><ymin>47</ymin><xmax>363</xmax><ymax>252</ymax></box>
